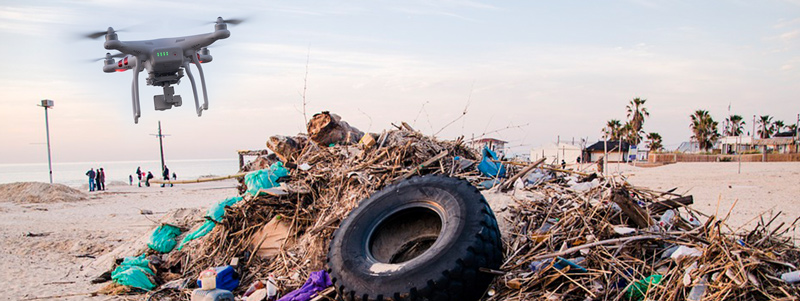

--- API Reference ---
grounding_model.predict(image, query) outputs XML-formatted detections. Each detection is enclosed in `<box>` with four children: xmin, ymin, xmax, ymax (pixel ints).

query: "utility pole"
<box><xmin>38</xmin><ymin>100</ymin><xmax>54</xmax><ymax>184</ymax></box>
<box><xmin>150</xmin><ymin>121</ymin><xmax>170</xmax><ymax>175</ymax></box>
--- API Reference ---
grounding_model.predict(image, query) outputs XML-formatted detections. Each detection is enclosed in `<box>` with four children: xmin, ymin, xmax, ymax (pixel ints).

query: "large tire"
<box><xmin>327</xmin><ymin>175</ymin><xmax>503</xmax><ymax>301</ymax></box>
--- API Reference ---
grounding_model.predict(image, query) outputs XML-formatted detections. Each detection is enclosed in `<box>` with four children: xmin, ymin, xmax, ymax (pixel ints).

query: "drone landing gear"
<box><xmin>154</xmin><ymin>86</ymin><xmax>182</xmax><ymax>111</ymax></box>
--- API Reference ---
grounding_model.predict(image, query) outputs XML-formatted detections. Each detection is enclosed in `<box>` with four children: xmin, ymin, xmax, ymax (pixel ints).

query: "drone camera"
<box><xmin>154</xmin><ymin>86</ymin><xmax>182</xmax><ymax>111</ymax></box>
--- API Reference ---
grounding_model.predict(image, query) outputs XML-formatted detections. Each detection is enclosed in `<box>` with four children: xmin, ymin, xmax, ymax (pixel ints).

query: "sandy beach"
<box><xmin>0</xmin><ymin>162</ymin><xmax>798</xmax><ymax>300</ymax></box>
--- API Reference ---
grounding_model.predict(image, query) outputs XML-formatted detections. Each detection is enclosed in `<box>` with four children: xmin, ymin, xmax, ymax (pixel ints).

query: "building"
<box><xmin>718</xmin><ymin>136</ymin><xmax>754</xmax><ymax>154</ymax></box>
<box><xmin>530</xmin><ymin>143</ymin><xmax>582</xmax><ymax>164</ymax></box>
<box><xmin>469</xmin><ymin>138</ymin><xmax>507</xmax><ymax>157</ymax></box>
<box><xmin>584</xmin><ymin>140</ymin><xmax>631</xmax><ymax>163</ymax></box>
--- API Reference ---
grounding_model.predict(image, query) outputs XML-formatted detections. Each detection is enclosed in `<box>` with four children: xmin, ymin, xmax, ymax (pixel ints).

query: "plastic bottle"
<box><xmin>659</xmin><ymin>210</ymin><xmax>675</xmax><ymax>228</ymax></box>
<box><xmin>198</xmin><ymin>269</ymin><xmax>217</xmax><ymax>290</ymax></box>
<box><xmin>687</xmin><ymin>277</ymin><xmax>708</xmax><ymax>301</ymax></box>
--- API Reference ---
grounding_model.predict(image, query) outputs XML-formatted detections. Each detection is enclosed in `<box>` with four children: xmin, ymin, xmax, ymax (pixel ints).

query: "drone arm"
<box><xmin>189</xmin><ymin>53</ymin><xmax>209</xmax><ymax>110</ymax></box>
<box><xmin>182</xmin><ymin>61</ymin><xmax>203</xmax><ymax>116</ymax></box>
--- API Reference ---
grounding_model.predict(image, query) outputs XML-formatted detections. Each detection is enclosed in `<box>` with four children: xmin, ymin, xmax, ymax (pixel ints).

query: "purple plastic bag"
<box><xmin>278</xmin><ymin>270</ymin><xmax>332</xmax><ymax>301</ymax></box>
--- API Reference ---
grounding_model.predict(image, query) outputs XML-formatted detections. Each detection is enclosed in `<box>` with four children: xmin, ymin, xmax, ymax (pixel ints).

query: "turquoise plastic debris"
<box><xmin>177</xmin><ymin>196</ymin><xmax>243</xmax><ymax>250</ymax></box>
<box><xmin>624</xmin><ymin>274</ymin><xmax>663</xmax><ymax>300</ymax></box>
<box><xmin>244</xmin><ymin>162</ymin><xmax>289</xmax><ymax>196</ymax></box>
<box><xmin>477</xmin><ymin>147</ymin><xmax>506</xmax><ymax>178</ymax></box>
<box><xmin>147</xmin><ymin>224</ymin><xmax>182</xmax><ymax>253</ymax></box>
<box><xmin>111</xmin><ymin>254</ymin><xmax>156</xmax><ymax>291</ymax></box>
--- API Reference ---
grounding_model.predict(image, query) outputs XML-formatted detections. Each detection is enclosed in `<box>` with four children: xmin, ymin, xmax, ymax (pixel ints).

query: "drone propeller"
<box><xmin>83</xmin><ymin>27</ymin><xmax>124</xmax><ymax>40</ymax></box>
<box><xmin>87</xmin><ymin>52</ymin><xmax>126</xmax><ymax>62</ymax></box>
<box><xmin>211</xmin><ymin>16</ymin><xmax>247</xmax><ymax>25</ymax></box>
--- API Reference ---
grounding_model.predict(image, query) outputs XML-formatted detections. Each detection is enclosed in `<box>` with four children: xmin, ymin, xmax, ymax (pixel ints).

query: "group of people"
<box><xmin>132</xmin><ymin>166</ymin><xmax>176</xmax><ymax>187</ymax></box>
<box><xmin>85</xmin><ymin>167</ymin><xmax>106</xmax><ymax>191</ymax></box>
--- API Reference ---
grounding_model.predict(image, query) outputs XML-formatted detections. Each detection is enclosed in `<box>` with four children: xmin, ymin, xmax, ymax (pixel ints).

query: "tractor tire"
<box><xmin>327</xmin><ymin>175</ymin><xmax>503</xmax><ymax>301</ymax></box>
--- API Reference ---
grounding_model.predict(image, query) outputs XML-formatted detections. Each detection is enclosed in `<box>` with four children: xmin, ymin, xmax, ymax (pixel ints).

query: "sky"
<box><xmin>1</xmin><ymin>0</ymin><xmax>799</xmax><ymax>164</ymax></box>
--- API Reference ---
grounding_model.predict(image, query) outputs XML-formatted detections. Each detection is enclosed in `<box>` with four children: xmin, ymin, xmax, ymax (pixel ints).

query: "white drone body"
<box><xmin>96</xmin><ymin>17</ymin><xmax>235</xmax><ymax>123</ymax></box>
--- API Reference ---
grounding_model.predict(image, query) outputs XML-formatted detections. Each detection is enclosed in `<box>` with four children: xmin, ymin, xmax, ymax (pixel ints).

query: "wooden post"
<box><xmin>610</xmin><ymin>188</ymin><xmax>652</xmax><ymax>228</ymax></box>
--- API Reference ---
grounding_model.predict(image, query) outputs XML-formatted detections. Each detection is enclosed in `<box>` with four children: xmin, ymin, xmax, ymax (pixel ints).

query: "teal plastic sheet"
<box><xmin>477</xmin><ymin>147</ymin><xmax>506</xmax><ymax>178</ymax></box>
<box><xmin>177</xmin><ymin>196</ymin><xmax>243</xmax><ymax>250</ymax></box>
<box><xmin>147</xmin><ymin>224</ymin><xmax>182</xmax><ymax>253</ymax></box>
<box><xmin>111</xmin><ymin>254</ymin><xmax>156</xmax><ymax>291</ymax></box>
<box><xmin>244</xmin><ymin>162</ymin><xmax>289</xmax><ymax>196</ymax></box>
<box><xmin>625</xmin><ymin>274</ymin><xmax>663</xmax><ymax>300</ymax></box>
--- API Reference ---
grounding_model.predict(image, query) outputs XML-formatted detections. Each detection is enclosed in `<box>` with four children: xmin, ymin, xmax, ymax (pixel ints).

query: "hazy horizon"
<box><xmin>2</xmin><ymin>1</ymin><xmax>799</xmax><ymax>165</ymax></box>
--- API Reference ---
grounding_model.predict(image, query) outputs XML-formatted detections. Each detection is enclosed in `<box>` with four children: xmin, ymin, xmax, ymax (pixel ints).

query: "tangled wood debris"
<box><xmin>107</xmin><ymin>112</ymin><xmax>799</xmax><ymax>301</ymax></box>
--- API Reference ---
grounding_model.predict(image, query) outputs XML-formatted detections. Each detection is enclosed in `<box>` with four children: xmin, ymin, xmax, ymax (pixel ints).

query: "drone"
<box><xmin>88</xmin><ymin>17</ymin><xmax>242</xmax><ymax>123</ymax></box>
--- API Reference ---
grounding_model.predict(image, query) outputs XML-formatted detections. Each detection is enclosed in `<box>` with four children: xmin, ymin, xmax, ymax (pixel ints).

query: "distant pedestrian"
<box><xmin>85</xmin><ymin>168</ymin><xmax>96</xmax><ymax>191</ymax></box>
<box><xmin>136</xmin><ymin>167</ymin><xmax>142</xmax><ymax>187</ymax></box>
<box><xmin>129</xmin><ymin>174</ymin><xmax>133</xmax><ymax>185</ymax></box>
<box><xmin>561</xmin><ymin>160</ymin><xmax>566</xmax><ymax>169</ymax></box>
<box><xmin>146</xmin><ymin>171</ymin><xmax>154</xmax><ymax>187</ymax></box>
<box><xmin>94</xmin><ymin>168</ymin><xmax>101</xmax><ymax>191</ymax></box>
<box><xmin>161</xmin><ymin>165</ymin><xmax>170</xmax><ymax>188</ymax></box>
<box><xmin>98</xmin><ymin>168</ymin><xmax>106</xmax><ymax>191</ymax></box>
<box><xmin>172</xmin><ymin>172</ymin><xmax>176</xmax><ymax>181</ymax></box>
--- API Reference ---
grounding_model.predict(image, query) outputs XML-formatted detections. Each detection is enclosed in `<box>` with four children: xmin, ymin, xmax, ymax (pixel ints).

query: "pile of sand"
<box><xmin>0</xmin><ymin>182</ymin><xmax>88</xmax><ymax>204</ymax></box>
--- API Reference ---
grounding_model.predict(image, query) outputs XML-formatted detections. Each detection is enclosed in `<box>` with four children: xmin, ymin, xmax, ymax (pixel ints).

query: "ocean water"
<box><xmin>0</xmin><ymin>158</ymin><xmax>240</xmax><ymax>188</ymax></box>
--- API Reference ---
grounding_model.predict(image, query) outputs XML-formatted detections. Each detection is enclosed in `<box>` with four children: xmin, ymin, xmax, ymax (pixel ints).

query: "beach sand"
<box><xmin>0</xmin><ymin>162</ymin><xmax>798</xmax><ymax>300</ymax></box>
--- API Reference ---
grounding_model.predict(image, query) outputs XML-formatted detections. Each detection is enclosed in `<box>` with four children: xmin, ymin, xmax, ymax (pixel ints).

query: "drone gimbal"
<box><xmin>96</xmin><ymin>17</ymin><xmax>235</xmax><ymax>123</ymax></box>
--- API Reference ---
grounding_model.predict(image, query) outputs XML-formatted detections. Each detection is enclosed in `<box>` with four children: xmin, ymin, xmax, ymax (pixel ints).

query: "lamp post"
<box><xmin>38</xmin><ymin>99</ymin><xmax>54</xmax><ymax>184</ymax></box>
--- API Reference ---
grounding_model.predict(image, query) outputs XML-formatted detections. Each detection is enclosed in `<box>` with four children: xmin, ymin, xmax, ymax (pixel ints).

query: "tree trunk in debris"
<box><xmin>610</xmin><ymin>187</ymin><xmax>653</xmax><ymax>228</ymax></box>
<box><xmin>306</xmin><ymin>111</ymin><xmax>364</xmax><ymax>146</ymax></box>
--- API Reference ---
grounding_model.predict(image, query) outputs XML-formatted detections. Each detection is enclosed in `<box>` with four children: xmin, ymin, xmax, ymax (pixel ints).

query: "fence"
<box><xmin>648</xmin><ymin>153</ymin><xmax>800</xmax><ymax>163</ymax></box>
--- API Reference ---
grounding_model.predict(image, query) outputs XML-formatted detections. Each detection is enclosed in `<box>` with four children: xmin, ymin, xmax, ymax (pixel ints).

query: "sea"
<box><xmin>0</xmin><ymin>158</ymin><xmax>240</xmax><ymax>188</ymax></box>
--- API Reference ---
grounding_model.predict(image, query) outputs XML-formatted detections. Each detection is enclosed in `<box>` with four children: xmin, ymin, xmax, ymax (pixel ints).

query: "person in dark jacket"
<box><xmin>161</xmin><ymin>166</ymin><xmax>170</xmax><ymax>187</ymax></box>
<box><xmin>94</xmin><ymin>168</ymin><xmax>102</xmax><ymax>191</ymax></box>
<box><xmin>98</xmin><ymin>168</ymin><xmax>106</xmax><ymax>191</ymax></box>
<box><xmin>146</xmin><ymin>171</ymin><xmax>154</xmax><ymax>187</ymax></box>
<box><xmin>85</xmin><ymin>168</ymin><xmax>96</xmax><ymax>191</ymax></box>
<box><xmin>136</xmin><ymin>167</ymin><xmax>142</xmax><ymax>187</ymax></box>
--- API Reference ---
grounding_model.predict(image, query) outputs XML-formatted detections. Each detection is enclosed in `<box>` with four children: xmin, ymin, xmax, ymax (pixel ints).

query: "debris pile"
<box><xmin>486</xmin><ymin>172</ymin><xmax>800</xmax><ymax>300</ymax></box>
<box><xmin>94</xmin><ymin>112</ymin><xmax>800</xmax><ymax>300</ymax></box>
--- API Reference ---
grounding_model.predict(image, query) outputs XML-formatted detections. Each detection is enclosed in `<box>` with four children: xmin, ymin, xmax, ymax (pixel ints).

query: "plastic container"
<box><xmin>197</xmin><ymin>266</ymin><xmax>240</xmax><ymax>292</ymax></box>
<box><xmin>781</xmin><ymin>270</ymin><xmax>800</xmax><ymax>283</ymax></box>
<box><xmin>191</xmin><ymin>288</ymin><xmax>234</xmax><ymax>301</ymax></box>
<box><xmin>659</xmin><ymin>210</ymin><xmax>675</xmax><ymax>228</ymax></box>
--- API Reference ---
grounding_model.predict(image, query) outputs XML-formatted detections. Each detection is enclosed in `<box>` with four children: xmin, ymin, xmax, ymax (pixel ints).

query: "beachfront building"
<box><xmin>718</xmin><ymin>136</ymin><xmax>754</xmax><ymax>154</ymax></box>
<box><xmin>583</xmin><ymin>140</ymin><xmax>631</xmax><ymax>163</ymax></box>
<box><xmin>530</xmin><ymin>143</ymin><xmax>582</xmax><ymax>165</ymax></box>
<box><xmin>469</xmin><ymin>138</ymin><xmax>507</xmax><ymax>158</ymax></box>
<box><xmin>753</xmin><ymin>137</ymin><xmax>796</xmax><ymax>154</ymax></box>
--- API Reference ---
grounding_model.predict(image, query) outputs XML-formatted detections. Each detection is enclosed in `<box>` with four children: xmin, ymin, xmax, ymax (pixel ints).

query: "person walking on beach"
<box><xmin>85</xmin><ymin>168</ymin><xmax>96</xmax><ymax>191</ymax></box>
<box><xmin>172</xmin><ymin>172</ymin><xmax>176</xmax><ymax>181</ymax></box>
<box><xmin>98</xmin><ymin>168</ymin><xmax>106</xmax><ymax>191</ymax></box>
<box><xmin>161</xmin><ymin>166</ymin><xmax>170</xmax><ymax>188</ymax></box>
<box><xmin>129</xmin><ymin>174</ymin><xmax>133</xmax><ymax>186</ymax></box>
<box><xmin>136</xmin><ymin>167</ymin><xmax>142</xmax><ymax>187</ymax></box>
<box><xmin>146</xmin><ymin>171</ymin><xmax>154</xmax><ymax>187</ymax></box>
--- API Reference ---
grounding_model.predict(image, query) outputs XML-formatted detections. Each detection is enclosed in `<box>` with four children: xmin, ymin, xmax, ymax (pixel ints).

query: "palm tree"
<box><xmin>624</xmin><ymin>121</ymin><xmax>644</xmax><ymax>145</ymax></box>
<box><xmin>626</xmin><ymin>98</ymin><xmax>649</xmax><ymax>140</ymax></box>
<box><xmin>604</xmin><ymin>119</ymin><xmax>623</xmax><ymax>140</ymax></box>
<box><xmin>757</xmin><ymin>115</ymin><xmax>774</xmax><ymax>138</ymax></box>
<box><xmin>646</xmin><ymin>132</ymin><xmax>663</xmax><ymax>152</ymax></box>
<box><xmin>690</xmin><ymin>110</ymin><xmax>720</xmax><ymax>152</ymax></box>
<box><xmin>724</xmin><ymin>115</ymin><xmax>745</xmax><ymax>136</ymax></box>
<box><xmin>774</xmin><ymin>120</ymin><xmax>786</xmax><ymax>133</ymax></box>
<box><xmin>788</xmin><ymin>124</ymin><xmax>798</xmax><ymax>135</ymax></box>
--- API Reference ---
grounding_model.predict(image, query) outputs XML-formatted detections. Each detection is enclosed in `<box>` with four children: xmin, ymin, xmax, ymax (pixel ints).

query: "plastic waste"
<box><xmin>148</xmin><ymin>224</ymin><xmax>182</xmax><ymax>253</ymax></box>
<box><xmin>277</xmin><ymin>270</ymin><xmax>332</xmax><ymax>301</ymax></box>
<box><xmin>244</xmin><ymin>280</ymin><xmax>266</xmax><ymax>297</ymax></box>
<box><xmin>670</xmin><ymin>245</ymin><xmax>703</xmax><ymax>261</ymax></box>
<box><xmin>781</xmin><ymin>270</ymin><xmax>800</xmax><ymax>283</ymax></box>
<box><xmin>613</xmin><ymin>226</ymin><xmax>637</xmax><ymax>235</ymax></box>
<box><xmin>179</xmin><ymin>196</ymin><xmax>243</xmax><ymax>250</ymax></box>
<box><xmin>687</xmin><ymin>277</ymin><xmax>708</xmax><ymax>301</ymax></box>
<box><xmin>245</xmin><ymin>162</ymin><xmax>290</xmax><ymax>196</ymax></box>
<box><xmin>624</xmin><ymin>274</ymin><xmax>662</xmax><ymax>301</ymax></box>
<box><xmin>111</xmin><ymin>254</ymin><xmax>156</xmax><ymax>291</ymax></box>
<box><xmin>477</xmin><ymin>147</ymin><xmax>506</xmax><ymax>178</ymax></box>
<box><xmin>191</xmin><ymin>288</ymin><xmax>235</xmax><ymax>301</ymax></box>
<box><xmin>266</xmin><ymin>275</ymin><xmax>278</xmax><ymax>299</ymax></box>
<box><xmin>659</xmin><ymin>210</ymin><xmax>675</xmax><ymax>229</ymax></box>
<box><xmin>197</xmin><ymin>266</ymin><xmax>240</xmax><ymax>292</ymax></box>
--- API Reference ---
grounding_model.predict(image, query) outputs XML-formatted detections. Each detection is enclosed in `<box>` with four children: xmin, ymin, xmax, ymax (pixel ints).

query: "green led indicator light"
<box><xmin>156</xmin><ymin>51</ymin><xmax>169</xmax><ymax>57</ymax></box>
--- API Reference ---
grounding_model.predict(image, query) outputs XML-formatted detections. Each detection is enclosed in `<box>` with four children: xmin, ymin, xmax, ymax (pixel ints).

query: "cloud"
<box><xmin>0</xmin><ymin>4</ymin><xmax>78</xmax><ymax>36</ymax></box>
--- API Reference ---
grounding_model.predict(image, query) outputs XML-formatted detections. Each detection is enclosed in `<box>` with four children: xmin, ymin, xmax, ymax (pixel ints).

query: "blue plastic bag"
<box><xmin>477</xmin><ymin>147</ymin><xmax>506</xmax><ymax>178</ymax></box>
<box><xmin>244</xmin><ymin>162</ymin><xmax>289</xmax><ymax>196</ymax></box>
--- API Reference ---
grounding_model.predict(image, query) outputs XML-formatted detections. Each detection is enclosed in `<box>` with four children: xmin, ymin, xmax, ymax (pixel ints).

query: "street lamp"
<box><xmin>38</xmin><ymin>99</ymin><xmax>54</xmax><ymax>184</ymax></box>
